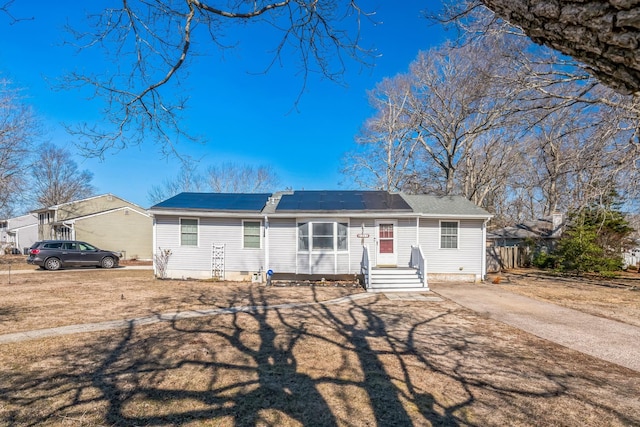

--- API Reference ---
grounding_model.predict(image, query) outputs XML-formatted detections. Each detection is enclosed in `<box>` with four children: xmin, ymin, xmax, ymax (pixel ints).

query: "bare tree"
<box><xmin>479</xmin><ymin>0</ymin><xmax>640</xmax><ymax>95</ymax></box>
<box><xmin>206</xmin><ymin>163</ymin><xmax>279</xmax><ymax>193</ymax></box>
<box><xmin>343</xmin><ymin>34</ymin><xmax>529</xmax><ymax>201</ymax></box>
<box><xmin>342</xmin><ymin>76</ymin><xmax>421</xmax><ymax>192</ymax></box>
<box><xmin>0</xmin><ymin>79</ymin><xmax>38</xmax><ymax>216</ymax></box>
<box><xmin>432</xmin><ymin>4</ymin><xmax>640</xmax><ymax>211</ymax></box>
<box><xmin>435</xmin><ymin>0</ymin><xmax>640</xmax><ymax>94</ymax></box>
<box><xmin>58</xmin><ymin>1</ymin><xmax>374</xmax><ymax>158</ymax></box>
<box><xmin>0</xmin><ymin>0</ymin><xmax>31</xmax><ymax>24</ymax></box>
<box><xmin>29</xmin><ymin>143</ymin><xmax>95</xmax><ymax>208</ymax></box>
<box><xmin>408</xmin><ymin>34</ymin><xmax>528</xmax><ymax>196</ymax></box>
<box><xmin>458</xmin><ymin>133</ymin><xmax>523</xmax><ymax>208</ymax></box>
<box><xmin>148</xmin><ymin>161</ymin><xmax>279</xmax><ymax>205</ymax></box>
<box><xmin>345</xmin><ymin>8</ymin><xmax>640</xmax><ymax>224</ymax></box>
<box><xmin>147</xmin><ymin>158</ymin><xmax>204</xmax><ymax>205</ymax></box>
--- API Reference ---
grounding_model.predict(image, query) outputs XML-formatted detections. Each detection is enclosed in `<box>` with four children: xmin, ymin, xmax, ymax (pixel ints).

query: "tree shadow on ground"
<box><xmin>0</xmin><ymin>286</ymin><xmax>639</xmax><ymax>426</ymax></box>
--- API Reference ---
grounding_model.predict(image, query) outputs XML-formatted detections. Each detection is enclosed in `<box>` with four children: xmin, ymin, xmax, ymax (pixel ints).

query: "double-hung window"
<box><xmin>181</xmin><ymin>218</ymin><xmax>198</xmax><ymax>246</ymax></box>
<box><xmin>298</xmin><ymin>221</ymin><xmax>348</xmax><ymax>252</ymax></box>
<box><xmin>440</xmin><ymin>221</ymin><xmax>459</xmax><ymax>249</ymax></box>
<box><xmin>243</xmin><ymin>221</ymin><xmax>261</xmax><ymax>249</ymax></box>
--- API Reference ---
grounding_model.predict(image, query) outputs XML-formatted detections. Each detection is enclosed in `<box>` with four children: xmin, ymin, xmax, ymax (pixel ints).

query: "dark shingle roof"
<box><xmin>151</xmin><ymin>192</ymin><xmax>271</xmax><ymax>212</ymax></box>
<box><xmin>400</xmin><ymin>194</ymin><xmax>492</xmax><ymax>217</ymax></box>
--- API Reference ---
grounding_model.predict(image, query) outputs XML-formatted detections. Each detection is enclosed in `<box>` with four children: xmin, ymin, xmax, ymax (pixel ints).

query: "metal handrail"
<box><xmin>410</xmin><ymin>245</ymin><xmax>427</xmax><ymax>288</ymax></box>
<box><xmin>361</xmin><ymin>245</ymin><xmax>371</xmax><ymax>289</ymax></box>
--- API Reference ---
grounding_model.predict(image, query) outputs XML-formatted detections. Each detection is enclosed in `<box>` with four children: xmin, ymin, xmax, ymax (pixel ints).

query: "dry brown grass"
<box><xmin>0</xmin><ymin>270</ymin><xmax>639</xmax><ymax>426</ymax></box>
<box><xmin>493</xmin><ymin>269</ymin><xmax>640</xmax><ymax>327</ymax></box>
<box><xmin>0</xmin><ymin>254</ymin><xmax>36</xmax><ymax>270</ymax></box>
<box><xmin>0</xmin><ymin>269</ymin><xmax>358</xmax><ymax>334</ymax></box>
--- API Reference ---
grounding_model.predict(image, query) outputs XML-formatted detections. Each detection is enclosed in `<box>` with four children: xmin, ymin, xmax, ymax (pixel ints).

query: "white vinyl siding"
<box><xmin>349</xmin><ymin>220</ymin><xmax>374</xmax><ymax>273</ymax></box>
<box><xmin>180</xmin><ymin>218</ymin><xmax>198</xmax><ymax>246</ymax></box>
<box><xmin>155</xmin><ymin>214</ymin><xmax>487</xmax><ymax>279</ymax></box>
<box><xmin>156</xmin><ymin>216</ymin><xmax>264</xmax><ymax>276</ymax></box>
<box><xmin>420</xmin><ymin>218</ymin><xmax>484</xmax><ymax>275</ymax></box>
<box><xmin>268</xmin><ymin>218</ymin><xmax>297</xmax><ymax>273</ymax></box>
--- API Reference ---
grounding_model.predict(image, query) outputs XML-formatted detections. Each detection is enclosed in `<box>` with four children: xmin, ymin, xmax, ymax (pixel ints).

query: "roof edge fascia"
<box><xmin>149</xmin><ymin>209</ymin><xmax>492</xmax><ymax>220</ymax></box>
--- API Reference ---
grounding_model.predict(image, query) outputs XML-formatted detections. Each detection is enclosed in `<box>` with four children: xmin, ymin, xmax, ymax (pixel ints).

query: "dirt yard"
<box><xmin>0</xmin><ymin>268</ymin><xmax>638</xmax><ymax>426</ymax></box>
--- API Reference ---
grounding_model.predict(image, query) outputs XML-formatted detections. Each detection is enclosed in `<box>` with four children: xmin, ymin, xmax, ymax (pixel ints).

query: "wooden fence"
<box><xmin>486</xmin><ymin>246</ymin><xmax>529</xmax><ymax>272</ymax></box>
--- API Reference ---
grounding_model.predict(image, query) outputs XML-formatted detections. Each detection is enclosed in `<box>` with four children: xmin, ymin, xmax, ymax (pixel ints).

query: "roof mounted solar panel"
<box><xmin>275</xmin><ymin>191</ymin><xmax>412</xmax><ymax>212</ymax></box>
<box><xmin>152</xmin><ymin>192</ymin><xmax>271</xmax><ymax>211</ymax></box>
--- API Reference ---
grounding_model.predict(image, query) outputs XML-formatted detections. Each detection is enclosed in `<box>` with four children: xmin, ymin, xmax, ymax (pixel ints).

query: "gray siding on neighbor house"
<box><xmin>418</xmin><ymin>218</ymin><xmax>485</xmax><ymax>275</ymax></box>
<box><xmin>1</xmin><ymin>214</ymin><xmax>38</xmax><ymax>253</ymax></box>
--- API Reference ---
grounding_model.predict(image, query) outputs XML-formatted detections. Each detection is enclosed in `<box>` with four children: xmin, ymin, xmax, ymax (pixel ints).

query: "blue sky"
<box><xmin>0</xmin><ymin>1</ymin><xmax>449</xmax><ymax>208</ymax></box>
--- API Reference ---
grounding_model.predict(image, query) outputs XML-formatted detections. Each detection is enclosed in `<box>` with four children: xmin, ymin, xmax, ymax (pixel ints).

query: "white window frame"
<box><xmin>180</xmin><ymin>217</ymin><xmax>199</xmax><ymax>247</ymax></box>
<box><xmin>440</xmin><ymin>220</ymin><xmax>459</xmax><ymax>249</ymax></box>
<box><xmin>242</xmin><ymin>220</ymin><xmax>262</xmax><ymax>249</ymax></box>
<box><xmin>297</xmin><ymin>220</ymin><xmax>349</xmax><ymax>253</ymax></box>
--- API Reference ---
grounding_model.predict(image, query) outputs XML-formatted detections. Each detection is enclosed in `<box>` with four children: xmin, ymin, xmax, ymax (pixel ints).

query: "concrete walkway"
<box><xmin>431</xmin><ymin>282</ymin><xmax>640</xmax><ymax>372</ymax></box>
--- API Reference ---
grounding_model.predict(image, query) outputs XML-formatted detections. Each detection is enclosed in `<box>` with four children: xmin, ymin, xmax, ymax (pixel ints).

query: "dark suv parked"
<box><xmin>27</xmin><ymin>240</ymin><xmax>121</xmax><ymax>271</ymax></box>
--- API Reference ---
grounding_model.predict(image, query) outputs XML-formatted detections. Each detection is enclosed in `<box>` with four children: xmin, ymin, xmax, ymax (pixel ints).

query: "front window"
<box><xmin>298</xmin><ymin>223</ymin><xmax>309</xmax><ymax>251</ymax></box>
<box><xmin>440</xmin><ymin>221</ymin><xmax>459</xmax><ymax>249</ymax></box>
<box><xmin>337</xmin><ymin>222</ymin><xmax>348</xmax><ymax>251</ymax></box>
<box><xmin>181</xmin><ymin>218</ymin><xmax>198</xmax><ymax>246</ymax></box>
<box><xmin>243</xmin><ymin>221</ymin><xmax>261</xmax><ymax>249</ymax></box>
<box><xmin>298</xmin><ymin>221</ymin><xmax>348</xmax><ymax>252</ymax></box>
<box><xmin>313</xmin><ymin>222</ymin><xmax>334</xmax><ymax>250</ymax></box>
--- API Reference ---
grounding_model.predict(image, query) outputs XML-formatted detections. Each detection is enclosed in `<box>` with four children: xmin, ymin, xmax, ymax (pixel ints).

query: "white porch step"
<box><xmin>367</xmin><ymin>268</ymin><xmax>428</xmax><ymax>292</ymax></box>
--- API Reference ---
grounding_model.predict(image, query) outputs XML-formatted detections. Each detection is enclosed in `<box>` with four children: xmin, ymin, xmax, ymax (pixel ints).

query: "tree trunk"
<box><xmin>481</xmin><ymin>0</ymin><xmax>640</xmax><ymax>94</ymax></box>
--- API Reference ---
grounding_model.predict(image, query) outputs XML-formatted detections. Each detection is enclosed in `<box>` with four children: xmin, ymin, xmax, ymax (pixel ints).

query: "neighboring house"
<box><xmin>149</xmin><ymin>191</ymin><xmax>492</xmax><ymax>291</ymax></box>
<box><xmin>486</xmin><ymin>213</ymin><xmax>564</xmax><ymax>271</ymax></box>
<box><xmin>31</xmin><ymin>194</ymin><xmax>153</xmax><ymax>260</ymax></box>
<box><xmin>487</xmin><ymin>213</ymin><xmax>564</xmax><ymax>247</ymax></box>
<box><xmin>0</xmin><ymin>214</ymin><xmax>38</xmax><ymax>254</ymax></box>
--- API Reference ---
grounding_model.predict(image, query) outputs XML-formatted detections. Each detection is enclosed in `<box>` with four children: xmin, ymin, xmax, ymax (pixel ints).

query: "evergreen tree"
<box><xmin>555</xmin><ymin>195</ymin><xmax>634</xmax><ymax>273</ymax></box>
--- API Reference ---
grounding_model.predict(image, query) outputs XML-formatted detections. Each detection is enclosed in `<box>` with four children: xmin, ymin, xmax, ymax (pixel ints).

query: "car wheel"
<box><xmin>101</xmin><ymin>257</ymin><xmax>115</xmax><ymax>269</ymax></box>
<box><xmin>45</xmin><ymin>257</ymin><xmax>61</xmax><ymax>271</ymax></box>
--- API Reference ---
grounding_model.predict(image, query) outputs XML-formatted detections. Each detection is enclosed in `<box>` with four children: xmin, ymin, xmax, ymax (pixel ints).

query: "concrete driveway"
<box><xmin>431</xmin><ymin>282</ymin><xmax>640</xmax><ymax>372</ymax></box>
